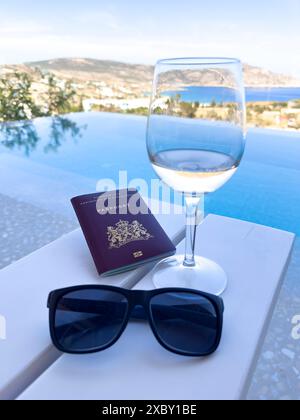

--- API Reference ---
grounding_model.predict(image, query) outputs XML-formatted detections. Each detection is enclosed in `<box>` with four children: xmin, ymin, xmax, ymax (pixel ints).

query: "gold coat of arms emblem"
<box><xmin>107</xmin><ymin>220</ymin><xmax>153</xmax><ymax>249</ymax></box>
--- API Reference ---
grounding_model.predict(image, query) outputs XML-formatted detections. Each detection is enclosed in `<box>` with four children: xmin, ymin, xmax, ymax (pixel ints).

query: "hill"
<box><xmin>0</xmin><ymin>58</ymin><xmax>297</xmax><ymax>89</ymax></box>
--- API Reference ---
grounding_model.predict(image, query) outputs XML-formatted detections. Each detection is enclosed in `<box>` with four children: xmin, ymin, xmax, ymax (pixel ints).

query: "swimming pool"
<box><xmin>1</xmin><ymin>112</ymin><xmax>300</xmax><ymax>234</ymax></box>
<box><xmin>1</xmin><ymin>112</ymin><xmax>300</xmax><ymax>399</ymax></box>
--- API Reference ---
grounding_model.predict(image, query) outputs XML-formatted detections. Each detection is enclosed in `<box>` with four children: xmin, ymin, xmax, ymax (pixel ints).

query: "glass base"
<box><xmin>152</xmin><ymin>255</ymin><xmax>227</xmax><ymax>296</ymax></box>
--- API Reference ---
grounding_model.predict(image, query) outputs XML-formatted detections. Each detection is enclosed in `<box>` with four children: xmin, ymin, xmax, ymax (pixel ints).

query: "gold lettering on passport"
<box><xmin>107</xmin><ymin>220</ymin><xmax>153</xmax><ymax>249</ymax></box>
<box><xmin>133</xmin><ymin>251</ymin><xmax>143</xmax><ymax>258</ymax></box>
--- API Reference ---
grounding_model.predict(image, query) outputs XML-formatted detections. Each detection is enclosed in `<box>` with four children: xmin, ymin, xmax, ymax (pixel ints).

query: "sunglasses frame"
<box><xmin>48</xmin><ymin>285</ymin><xmax>224</xmax><ymax>357</ymax></box>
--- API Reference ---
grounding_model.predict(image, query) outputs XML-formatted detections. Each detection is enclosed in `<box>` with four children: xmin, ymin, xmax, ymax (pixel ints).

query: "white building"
<box><xmin>83</xmin><ymin>97</ymin><xmax>150</xmax><ymax>112</ymax></box>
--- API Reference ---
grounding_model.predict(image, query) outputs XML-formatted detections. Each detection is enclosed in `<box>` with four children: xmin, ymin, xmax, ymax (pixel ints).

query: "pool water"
<box><xmin>1</xmin><ymin>112</ymin><xmax>300</xmax><ymax>399</ymax></box>
<box><xmin>1</xmin><ymin>112</ymin><xmax>300</xmax><ymax>236</ymax></box>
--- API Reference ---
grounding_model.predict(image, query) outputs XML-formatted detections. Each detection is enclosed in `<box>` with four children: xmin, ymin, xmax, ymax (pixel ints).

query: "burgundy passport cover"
<box><xmin>71</xmin><ymin>189</ymin><xmax>176</xmax><ymax>276</ymax></box>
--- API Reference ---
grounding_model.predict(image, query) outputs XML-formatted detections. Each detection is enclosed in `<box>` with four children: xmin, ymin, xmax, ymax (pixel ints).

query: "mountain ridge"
<box><xmin>1</xmin><ymin>57</ymin><xmax>300</xmax><ymax>88</ymax></box>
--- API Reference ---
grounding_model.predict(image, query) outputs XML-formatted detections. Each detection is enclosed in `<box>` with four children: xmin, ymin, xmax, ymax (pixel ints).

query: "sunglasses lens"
<box><xmin>53</xmin><ymin>289</ymin><xmax>128</xmax><ymax>352</ymax></box>
<box><xmin>150</xmin><ymin>292</ymin><xmax>219</xmax><ymax>356</ymax></box>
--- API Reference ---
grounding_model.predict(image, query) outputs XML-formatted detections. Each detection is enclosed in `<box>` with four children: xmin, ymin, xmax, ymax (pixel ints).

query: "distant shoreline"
<box><xmin>245</xmin><ymin>85</ymin><xmax>300</xmax><ymax>89</ymax></box>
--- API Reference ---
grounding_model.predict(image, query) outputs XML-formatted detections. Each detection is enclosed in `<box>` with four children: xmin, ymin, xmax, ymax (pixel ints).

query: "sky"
<box><xmin>0</xmin><ymin>0</ymin><xmax>299</xmax><ymax>76</ymax></box>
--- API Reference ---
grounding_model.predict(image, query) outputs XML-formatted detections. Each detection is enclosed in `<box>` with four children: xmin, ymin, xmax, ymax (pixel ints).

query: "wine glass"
<box><xmin>146</xmin><ymin>58</ymin><xmax>246</xmax><ymax>295</ymax></box>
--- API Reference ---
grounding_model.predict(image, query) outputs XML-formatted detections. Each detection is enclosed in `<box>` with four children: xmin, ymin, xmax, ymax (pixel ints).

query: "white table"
<box><xmin>0</xmin><ymin>204</ymin><xmax>184</xmax><ymax>400</ymax></box>
<box><xmin>0</xmin><ymin>211</ymin><xmax>295</xmax><ymax>400</ymax></box>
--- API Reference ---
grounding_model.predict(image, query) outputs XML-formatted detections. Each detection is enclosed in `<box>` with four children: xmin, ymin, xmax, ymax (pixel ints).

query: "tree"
<box><xmin>0</xmin><ymin>71</ymin><xmax>79</xmax><ymax>122</ymax></box>
<box><xmin>0</xmin><ymin>72</ymin><xmax>42</xmax><ymax>122</ymax></box>
<box><xmin>45</xmin><ymin>74</ymin><xmax>77</xmax><ymax>116</ymax></box>
<box><xmin>179</xmin><ymin>101</ymin><xmax>197</xmax><ymax>118</ymax></box>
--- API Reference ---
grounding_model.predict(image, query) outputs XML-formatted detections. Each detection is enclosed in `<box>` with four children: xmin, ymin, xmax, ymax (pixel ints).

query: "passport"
<box><xmin>71</xmin><ymin>189</ymin><xmax>176</xmax><ymax>276</ymax></box>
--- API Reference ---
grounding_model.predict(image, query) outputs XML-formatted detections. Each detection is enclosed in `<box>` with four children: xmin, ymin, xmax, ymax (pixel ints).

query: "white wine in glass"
<box><xmin>147</xmin><ymin>58</ymin><xmax>246</xmax><ymax>295</ymax></box>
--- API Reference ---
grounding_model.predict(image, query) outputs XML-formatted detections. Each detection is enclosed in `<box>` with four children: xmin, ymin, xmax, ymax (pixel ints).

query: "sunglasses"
<box><xmin>47</xmin><ymin>286</ymin><xmax>224</xmax><ymax>357</ymax></box>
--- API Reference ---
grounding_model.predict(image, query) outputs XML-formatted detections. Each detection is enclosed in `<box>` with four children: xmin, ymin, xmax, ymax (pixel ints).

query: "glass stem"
<box><xmin>183</xmin><ymin>193</ymin><xmax>204</xmax><ymax>267</ymax></box>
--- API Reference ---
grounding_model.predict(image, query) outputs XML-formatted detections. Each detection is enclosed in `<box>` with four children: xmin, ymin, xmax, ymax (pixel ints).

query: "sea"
<box><xmin>164</xmin><ymin>87</ymin><xmax>300</xmax><ymax>103</ymax></box>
